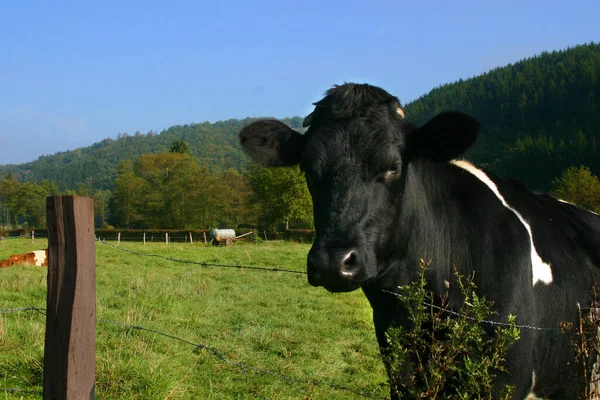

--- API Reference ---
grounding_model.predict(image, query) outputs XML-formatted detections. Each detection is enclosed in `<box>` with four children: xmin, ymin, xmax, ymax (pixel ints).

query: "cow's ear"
<box><xmin>405</xmin><ymin>112</ymin><xmax>480</xmax><ymax>163</ymax></box>
<box><xmin>240</xmin><ymin>120</ymin><xmax>306</xmax><ymax>167</ymax></box>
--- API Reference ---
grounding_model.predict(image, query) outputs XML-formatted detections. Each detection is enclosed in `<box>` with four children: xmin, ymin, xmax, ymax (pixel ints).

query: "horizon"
<box><xmin>2</xmin><ymin>0</ymin><xmax>599</xmax><ymax>165</ymax></box>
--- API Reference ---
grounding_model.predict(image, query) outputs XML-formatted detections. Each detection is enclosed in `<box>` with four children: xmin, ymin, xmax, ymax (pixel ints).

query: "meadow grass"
<box><xmin>0</xmin><ymin>239</ymin><xmax>388</xmax><ymax>399</ymax></box>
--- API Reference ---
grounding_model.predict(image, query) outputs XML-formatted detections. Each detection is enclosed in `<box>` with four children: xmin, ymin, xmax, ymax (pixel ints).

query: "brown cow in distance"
<box><xmin>0</xmin><ymin>249</ymin><xmax>48</xmax><ymax>268</ymax></box>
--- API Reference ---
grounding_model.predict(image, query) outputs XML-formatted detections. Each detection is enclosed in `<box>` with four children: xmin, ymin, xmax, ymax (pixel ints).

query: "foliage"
<box><xmin>0</xmin><ymin>240</ymin><xmax>387</xmax><ymax>399</ymax></box>
<box><xmin>0</xmin><ymin>175</ymin><xmax>58</xmax><ymax>229</ymax></box>
<box><xmin>385</xmin><ymin>260</ymin><xmax>520</xmax><ymax>399</ymax></box>
<box><xmin>406</xmin><ymin>42</ymin><xmax>600</xmax><ymax>191</ymax></box>
<box><xmin>108</xmin><ymin>153</ymin><xmax>258</xmax><ymax>230</ymax></box>
<box><xmin>560</xmin><ymin>288</ymin><xmax>600</xmax><ymax>400</ymax></box>
<box><xmin>169</xmin><ymin>139</ymin><xmax>190</xmax><ymax>155</ymax></box>
<box><xmin>247</xmin><ymin>164</ymin><xmax>313</xmax><ymax>231</ymax></box>
<box><xmin>550</xmin><ymin>165</ymin><xmax>600</xmax><ymax>212</ymax></box>
<box><xmin>0</xmin><ymin>117</ymin><xmax>303</xmax><ymax>192</ymax></box>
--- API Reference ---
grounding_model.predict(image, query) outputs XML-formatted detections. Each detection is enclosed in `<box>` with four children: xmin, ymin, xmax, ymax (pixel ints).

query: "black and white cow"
<box><xmin>240</xmin><ymin>83</ymin><xmax>600</xmax><ymax>399</ymax></box>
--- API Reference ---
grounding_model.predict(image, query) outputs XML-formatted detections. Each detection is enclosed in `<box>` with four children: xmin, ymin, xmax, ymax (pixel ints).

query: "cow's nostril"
<box><xmin>340</xmin><ymin>250</ymin><xmax>359</xmax><ymax>278</ymax></box>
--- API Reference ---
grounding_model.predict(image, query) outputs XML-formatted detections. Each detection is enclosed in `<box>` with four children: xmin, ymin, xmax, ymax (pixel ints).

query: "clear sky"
<box><xmin>1</xmin><ymin>0</ymin><xmax>599</xmax><ymax>165</ymax></box>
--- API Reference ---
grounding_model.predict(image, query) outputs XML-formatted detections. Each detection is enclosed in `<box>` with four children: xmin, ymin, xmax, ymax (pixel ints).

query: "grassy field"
<box><xmin>0</xmin><ymin>238</ymin><xmax>388</xmax><ymax>399</ymax></box>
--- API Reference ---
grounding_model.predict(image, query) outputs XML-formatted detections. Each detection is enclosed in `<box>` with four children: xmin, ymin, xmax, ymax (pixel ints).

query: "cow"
<box><xmin>0</xmin><ymin>249</ymin><xmax>48</xmax><ymax>268</ymax></box>
<box><xmin>239</xmin><ymin>83</ymin><xmax>600</xmax><ymax>399</ymax></box>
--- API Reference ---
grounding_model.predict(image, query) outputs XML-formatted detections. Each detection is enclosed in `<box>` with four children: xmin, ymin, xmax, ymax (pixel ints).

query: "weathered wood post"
<box><xmin>32</xmin><ymin>230</ymin><xmax>35</xmax><ymax>244</ymax></box>
<box><xmin>117</xmin><ymin>232</ymin><xmax>121</xmax><ymax>246</ymax></box>
<box><xmin>189</xmin><ymin>232</ymin><xmax>193</xmax><ymax>245</ymax></box>
<box><xmin>143</xmin><ymin>232</ymin><xmax>146</xmax><ymax>245</ymax></box>
<box><xmin>203</xmin><ymin>231</ymin><xmax>207</xmax><ymax>244</ymax></box>
<box><xmin>166</xmin><ymin>232</ymin><xmax>169</xmax><ymax>245</ymax></box>
<box><xmin>44</xmin><ymin>196</ymin><xmax>96</xmax><ymax>400</ymax></box>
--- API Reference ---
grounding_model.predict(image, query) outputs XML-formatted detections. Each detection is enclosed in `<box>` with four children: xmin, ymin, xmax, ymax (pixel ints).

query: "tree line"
<box><xmin>0</xmin><ymin>141</ymin><xmax>313</xmax><ymax>231</ymax></box>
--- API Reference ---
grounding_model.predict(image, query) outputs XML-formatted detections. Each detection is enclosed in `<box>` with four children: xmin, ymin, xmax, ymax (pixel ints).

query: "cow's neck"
<box><xmin>386</xmin><ymin>159</ymin><xmax>484</xmax><ymax>290</ymax></box>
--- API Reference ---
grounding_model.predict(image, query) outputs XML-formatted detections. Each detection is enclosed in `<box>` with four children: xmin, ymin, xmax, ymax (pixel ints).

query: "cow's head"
<box><xmin>240</xmin><ymin>83</ymin><xmax>479</xmax><ymax>292</ymax></box>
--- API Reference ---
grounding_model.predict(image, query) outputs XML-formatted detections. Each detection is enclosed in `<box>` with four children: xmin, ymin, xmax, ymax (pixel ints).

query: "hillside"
<box><xmin>405</xmin><ymin>42</ymin><xmax>600</xmax><ymax>191</ymax></box>
<box><xmin>0</xmin><ymin>117</ymin><xmax>303</xmax><ymax>191</ymax></box>
<box><xmin>1</xmin><ymin>43</ymin><xmax>599</xmax><ymax>192</ymax></box>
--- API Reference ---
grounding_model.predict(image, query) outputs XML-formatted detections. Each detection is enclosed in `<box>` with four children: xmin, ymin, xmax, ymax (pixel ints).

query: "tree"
<box><xmin>108</xmin><ymin>160</ymin><xmax>144</xmax><ymax>228</ymax></box>
<box><xmin>93</xmin><ymin>189</ymin><xmax>112</xmax><ymax>228</ymax></box>
<box><xmin>247</xmin><ymin>165</ymin><xmax>312</xmax><ymax>230</ymax></box>
<box><xmin>169</xmin><ymin>139</ymin><xmax>190</xmax><ymax>155</ymax></box>
<box><xmin>550</xmin><ymin>165</ymin><xmax>600</xmax><ymax>212</ymax></box>
<box><xmin>217</xmin><ymin>169</ymin><xmax>260</xmax><ymax>228</ymax></box>
<box><xmin>0</xmin><ymin>174</ymin><xmax>21</xmax><ymax>228</ymax></box>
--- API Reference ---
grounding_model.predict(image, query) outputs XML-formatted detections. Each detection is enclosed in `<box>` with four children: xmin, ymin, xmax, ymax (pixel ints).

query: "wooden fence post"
<box><xmin>117</xmin><ymin>232</ymin><xmax>121</xmax><ymax>246</ymax></box>
<box><xmin>32</xmin><ymin>230</ymin><xmax>35</xmax><ymax>244</ymax></box>
<box><xmin>203</xmin><ymin>232</ymin><xmax>207</xmax><ymax>244</ymax></box>
<box><xmin>143</xmin><ymin>232</ymin><xmax>146</xmax><ymax>245</ymax></box>
<box><xmin>44</xmin><ymin>196</ymin><xmax>96</xmax><ymax>400</ymax></box>
<box><xmin>166</xmin><ymin>232</ymin><xmax>169</xmax><ymax>245</ymax></box>
<box><xmin>189</xmin><ymin>232</ymin><xmax>193</xmax><ymax>245</ymax></box>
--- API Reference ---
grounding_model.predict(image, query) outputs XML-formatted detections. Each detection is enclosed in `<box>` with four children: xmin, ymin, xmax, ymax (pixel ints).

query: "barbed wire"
<box><xmin>97</xmin><ymin>240</ymin><xmax>572</xmax><ymax>332</ymax></box>
<box><xmin>3</xmin><ymin>387</ymin><xmax>42</xmax><ymax>395</ymax></box>
<box><xmin>0</xmin><ymin>306</ymin><xmax>45</xmax><ymax>316</ymax></box>
<box><xmin>97</xmin><ymin>239</ymin><xmax>307</xmax><ymax>275</ymax></box>
<box><xmin>379</xmin><ymin>289</ymin><xmax>561</xmax><ymax>332</ymax></box>
<box><xmin>0</xmin><ymin>306</ymin><xmax>383</xmax><ymax>399</ymax></box>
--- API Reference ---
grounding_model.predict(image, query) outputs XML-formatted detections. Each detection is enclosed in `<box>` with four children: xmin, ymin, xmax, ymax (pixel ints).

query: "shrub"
<box><xmin>385</xmin><ymin>260</ymin><xmax>520</xmax><ymax>399</ymax></box>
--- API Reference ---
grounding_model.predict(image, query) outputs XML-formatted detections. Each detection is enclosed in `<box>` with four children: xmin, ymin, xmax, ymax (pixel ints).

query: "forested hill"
<box><xmin>1</xmin><ymin>43</ymin><xmax>599</xmax><ymax>192</ymax></box>
<box><xmin>0</xmin><ymin>116</ymin><xmax>303</xmax><ymax>191</ymax></box>
<box><xmin>405</xmin><ymin>42</ymin><xmax>600</xmax><ymax>191</ymax></box>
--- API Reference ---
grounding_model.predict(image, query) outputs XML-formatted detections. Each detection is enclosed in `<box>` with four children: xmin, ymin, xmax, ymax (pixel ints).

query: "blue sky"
<box><xmin>1</xmin><ymin>0</ymin><xmax>599</xmax><ymax>165</ymax></box>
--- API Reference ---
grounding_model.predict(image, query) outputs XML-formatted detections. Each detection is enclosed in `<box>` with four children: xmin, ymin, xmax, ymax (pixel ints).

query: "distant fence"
<box><xmin>1</xmin><ymin>228</ymin><xmax>316</xmax><ymax>244</ymax></box>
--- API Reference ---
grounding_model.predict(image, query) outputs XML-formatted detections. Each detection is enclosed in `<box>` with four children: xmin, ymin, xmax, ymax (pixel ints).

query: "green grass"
<box><xmin>0</xmin><ymin>239</ymin><xmax>388</xmax><ymax>399</ymax></box>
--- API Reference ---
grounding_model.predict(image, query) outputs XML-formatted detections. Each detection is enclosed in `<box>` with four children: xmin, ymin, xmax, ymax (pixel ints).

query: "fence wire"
<box><xmin>97</xmin><ymin>238</ymin><xmax>307</xmax><ymax>275</ymax></box>
<box><xmin>3</xmin><ymin>387</ymin><xmax>42</xmax><ymax>396</ymax></box>
<box><xmin>99</xmin><ymin>240</ymin><xmax>568</xmax><ymax>333</ymax></box>
<box><xmin>0</xmin><ymin>306</ymin><xmax>383</xmax><ymax>399</ymax></box>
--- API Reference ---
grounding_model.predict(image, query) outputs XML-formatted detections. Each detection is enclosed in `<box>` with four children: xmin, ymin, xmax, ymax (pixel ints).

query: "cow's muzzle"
<box><xmin>307</xmin><ymin>245</ymin><xmax>362</xmax><ymax>292</ymax></box>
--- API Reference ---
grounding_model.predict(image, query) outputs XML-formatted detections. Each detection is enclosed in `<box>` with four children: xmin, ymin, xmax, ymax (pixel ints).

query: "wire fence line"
<box><xmin>97</xmin><ymin>238</ymin><xmax>308</xmax><ymax>275</ymax></box>
<box><xmin>99</xmin><ymin>240</ymin><xmax>570</xmax><ymax>333</ymax></box>
<box><xmin>3</xmin><ymin>387</ymin><xmax>42</xmax><ymax>396</ymax></box>
<box><xmin>0</xmin><ymin>306</ymin><xmax>384</xmax><ymax>399</ymax></box>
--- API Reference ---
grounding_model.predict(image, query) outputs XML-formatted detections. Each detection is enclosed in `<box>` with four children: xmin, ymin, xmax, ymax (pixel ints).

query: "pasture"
<box><xmin>0</xmin><ymin>239</ymin><xmax>388</xmax><ymax>399</ymax></box>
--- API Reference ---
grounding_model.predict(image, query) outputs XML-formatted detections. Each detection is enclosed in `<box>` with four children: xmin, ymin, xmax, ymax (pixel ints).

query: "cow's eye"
<box><xmin>388</xmin><ymin>164</ymin><xmax>400</xmax><ymax>174</ymax></box>
<box><xmin>379</xmin><ymin>164</ymin><xmax>401</xmax><ymax>183</ymax></box>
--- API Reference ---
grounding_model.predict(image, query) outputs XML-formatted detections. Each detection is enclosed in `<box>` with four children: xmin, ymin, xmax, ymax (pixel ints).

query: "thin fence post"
<box><xmin>44</xmin><ymin>196</ymin><xmax>96</xmax><ymax>400</ymax></box>
<box><xmin>264</xmin><ymin>231</ymin><xmax>267</xmax><ymax>241</ymax></box>
<box><xmin>32</xmin><ymin>230</ymin><xmax>35</xmax><ymax>244</ymax></box>
<box><xmin>143</xmin><ymin>232</ymin><xmax>146</xmax><ymax>245</ymax></box>
<box><xmin>166</xmin><ymin>232</ymin><xmax>169</xmax><ymax>245</ymax></box>
<box><xmin>203</xmin><ymin>232</ymin><xmax>207</xmax><ymax>244</ymax></box>
<box><xmin>189</xmin><ymin>232</ymin><xmax>193</xmax><ymax>245</ymax></box>
<box><xmin>118</xmin><ymin>232</ymin><xmax>121</xmax><ymax>246</ymax></box>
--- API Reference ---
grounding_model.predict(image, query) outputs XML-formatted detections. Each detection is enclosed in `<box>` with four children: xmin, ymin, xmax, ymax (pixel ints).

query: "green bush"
<box><xmin>385</xmin><ymin>260</ymin><xmax>520</xmax><ymax>399</ymax></box>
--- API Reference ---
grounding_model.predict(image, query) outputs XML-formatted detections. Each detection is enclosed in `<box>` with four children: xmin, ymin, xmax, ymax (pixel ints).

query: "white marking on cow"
<box><xmin>32</xmin><ymin>250</ymin><xmax>46</xmax><ymax>267</ymax></box>
<box><xmin>524</xmin><ymin>370</ymin><xmax>542</xmax><ymax>399</ymax></box>
<box><xmin>450</xmin><ymin>160</ymin><xmax>553</xmax><ymax>286</ymax></box>
<box><xmin>558</xmin><ymin>198</ymin><xmax>600</xmax><ymax>216</ymax></box>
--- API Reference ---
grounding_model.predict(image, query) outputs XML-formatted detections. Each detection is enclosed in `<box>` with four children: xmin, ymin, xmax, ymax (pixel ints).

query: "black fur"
<box><xmin>239</xmin><ymin>83</ymin><xmax>600</xmax><ymax>399</ymax></box>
